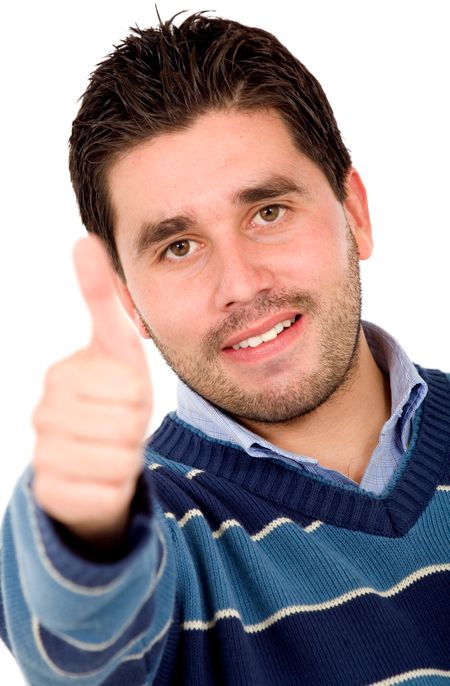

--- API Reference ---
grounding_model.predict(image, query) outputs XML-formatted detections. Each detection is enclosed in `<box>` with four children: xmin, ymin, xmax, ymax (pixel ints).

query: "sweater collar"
<box><xmin>150</xmin><ymin>367</ymin><xmax>449</xmax><ymax>537</ymax></box>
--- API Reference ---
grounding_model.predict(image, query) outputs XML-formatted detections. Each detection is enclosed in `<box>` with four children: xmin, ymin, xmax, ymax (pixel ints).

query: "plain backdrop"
<box><xmin>1</xmin><ymin>1</ymin><xmax>449</xmax><ymax>682</ymax></box>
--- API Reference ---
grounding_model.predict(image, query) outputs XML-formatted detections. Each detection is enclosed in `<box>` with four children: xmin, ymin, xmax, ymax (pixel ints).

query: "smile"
<box><xmin>231</xmin><ymin>316</ymin><xmax>299</xmax><ymax>350</ymax></box>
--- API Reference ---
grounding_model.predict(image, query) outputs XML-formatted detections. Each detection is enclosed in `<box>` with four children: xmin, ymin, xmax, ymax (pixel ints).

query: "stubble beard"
<box><xmin>138</xmin><ymin>229</ymin><xmax>363</xmax><ymax>424</ymax></box>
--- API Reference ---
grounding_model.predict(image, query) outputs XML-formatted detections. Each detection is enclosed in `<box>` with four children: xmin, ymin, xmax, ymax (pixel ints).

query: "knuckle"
<box><xmin>44</xmin><ymin>361</ymin><xmax>64</xmax><ymax>389</ymax></box>
<box><xmin>120</xmin><ymin>451</ymin><xmax>141</xmax><ymax>480</ymax></box>
<box><xmin>131</xmin><ymin>410</ymin><xmax>146</xmax><ymax>438</ymax></box>
<box><xmin>32</xmin><ymin>474</ymin><xmax>51</xmax><ymax>510</ymax></box>
<box><xmin>33</xmin><ymin>436</ymin><xmax>62</xmax><ymax>473</ymax></box>
<box><xmin>31</xmin><ymin>405</ymin><xmax>40</xmax><ymax>429</ymax></box>
<box><xmin>114</xmin><ymin>411</ymin><xmax>144</xmax><ymax>446</ymax></box>
<box><xmin>132</xmin><ymin>415</ymin><xmax>148</xmax><ymax>445</ymax></box>
<box><xmin>31</xmin><ymin>403</ymin><xmax>48</xmax><ymax>431</ymax></box>
<box><xmin>117</xmin><ymin>479</ymin><xmax>136</xmax><ymax>508</ymax></box>
<box><xmin>107</xmin><ymin>447</ymin><xmax>140</xmax><ymax>484</ymax></box>
<box><xmin>111</xmin><ymin>462</ymin><xmax>131</xmax><ymax>484</ymax></box>
<box><xmin>126</xmin><ymin>366</ymin><xmax>151</xmax><ymax>398</ymax></box>
<box><xmin>126</xmin><ymin>374</ymin><xmax>148</xmax><ymax>403</ymax></box>
<box><xmin>32</xmin><ymin>439</ymin><xmax>47</xmax><ymax>470</ymax></box>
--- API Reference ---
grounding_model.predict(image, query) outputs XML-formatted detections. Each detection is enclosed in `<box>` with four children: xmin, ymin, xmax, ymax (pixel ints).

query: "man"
<box><xmin>1</xmin><ymin>11</ymin><xmax>449</xmax><ymax>686</ymax></box>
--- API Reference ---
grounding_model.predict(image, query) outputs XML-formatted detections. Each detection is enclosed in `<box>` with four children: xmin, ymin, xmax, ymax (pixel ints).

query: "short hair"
<box><xmin>69</xmin><ymin>12</ymin><xmax>352</xmax><ymax>280</ymax></box>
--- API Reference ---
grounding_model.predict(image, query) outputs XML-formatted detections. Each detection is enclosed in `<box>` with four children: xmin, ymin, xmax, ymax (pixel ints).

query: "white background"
<box><xmin>1</xmin><ymin>1</ymin><xmax>448</xmax><ymax>682</ymax></box>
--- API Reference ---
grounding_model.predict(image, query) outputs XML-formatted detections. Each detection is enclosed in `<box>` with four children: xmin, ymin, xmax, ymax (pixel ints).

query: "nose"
<box><xmin>212</xmin><ymin>236</ymin><xmax>275</xmax><ymax>311</ymax></box>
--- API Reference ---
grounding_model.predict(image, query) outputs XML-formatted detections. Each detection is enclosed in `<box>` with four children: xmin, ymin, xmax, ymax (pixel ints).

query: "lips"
<box><xmin>222</xmin><ymin>311</ymin><xmax>302</xmax><ymax>349</ymax></box>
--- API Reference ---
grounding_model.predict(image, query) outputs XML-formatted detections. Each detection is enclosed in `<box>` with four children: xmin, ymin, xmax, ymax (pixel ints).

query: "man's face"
<box><xmin>110</xmin><ymin>109</ymin><xmax>372</xmax><ymax>424</ymax></box>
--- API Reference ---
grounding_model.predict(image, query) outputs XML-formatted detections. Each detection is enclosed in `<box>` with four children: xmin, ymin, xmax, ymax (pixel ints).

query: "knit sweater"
<box><xmin>1</xmin><ymin>366</ymin><xmax>450</xmax><ymax>685</ymax></box>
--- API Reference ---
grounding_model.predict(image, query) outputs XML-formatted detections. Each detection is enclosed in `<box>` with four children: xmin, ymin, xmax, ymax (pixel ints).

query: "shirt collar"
<box><xmin>362</xmin><ymin>321</ymin><xmax>427</xmax><ymax>449</ymax></box>
<box><xmin>176</xmin><ymin>321</ymin><xmax>427</xmax><ymax>459</ymax></box>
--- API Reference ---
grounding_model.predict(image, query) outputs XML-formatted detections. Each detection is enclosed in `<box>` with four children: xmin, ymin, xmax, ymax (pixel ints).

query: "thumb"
<box><xmin>73</xmin><ymin>234</ymin><xmax>145</xmax><ymax>368</ymax></box>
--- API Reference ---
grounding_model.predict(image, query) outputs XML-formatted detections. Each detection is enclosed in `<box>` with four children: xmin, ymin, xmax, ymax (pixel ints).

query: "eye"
<box><xmin>252</xmin><ymin>204</ymin><xmax>287</xmax><ymax>226</ymax></box>
<box><xmin>163</xmin><ymin>239</ymin><xmax>198</xmax><ymax>261</ymax></box>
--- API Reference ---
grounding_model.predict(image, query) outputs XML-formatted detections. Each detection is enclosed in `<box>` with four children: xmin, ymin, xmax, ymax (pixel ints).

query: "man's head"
<box><xmin>69</xmin><ymin>12</ymin><xmax>352</xmax><ymax>281</ymax></box>
<box><xmin>69</xmin><ymin>13</ymin><xmax>373</xmax><ymax>425</ymax></box>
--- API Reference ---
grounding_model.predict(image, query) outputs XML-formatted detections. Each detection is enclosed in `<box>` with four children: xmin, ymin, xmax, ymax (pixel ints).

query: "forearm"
<box><xmin>1</xmin><ymin>468</ymin><xmax>175</xmax><ymax>685</ymax></box>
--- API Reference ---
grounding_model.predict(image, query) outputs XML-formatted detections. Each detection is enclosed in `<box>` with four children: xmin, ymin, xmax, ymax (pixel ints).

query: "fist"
<box><xmin>32</xmin><ymin>235</ymin><xmax>152</xmax><ymax>547</ymax></box>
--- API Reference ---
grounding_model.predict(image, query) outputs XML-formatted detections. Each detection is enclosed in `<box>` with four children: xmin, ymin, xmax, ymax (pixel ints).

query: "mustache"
<box><xmin>202</xmin><ymin>289</ymin><xmax>318</xmax><ymax>356</ymax></box>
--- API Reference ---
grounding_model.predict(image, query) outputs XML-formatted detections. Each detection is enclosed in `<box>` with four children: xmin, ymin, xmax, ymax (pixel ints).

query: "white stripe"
<box><xmin>251</xmin><ymin>517</ymin><xmax>294</xmax><ymax>541</ymax></box>
<box><xmin>165</xmin><ymin>509</ymin><xmax>318</xmax><ymax>541</ymax></box>
<box><xmin>366</xmin><ymin>667</ymin><xmax>450</xmax><ymax>685</ymax></box>
<box><xmin>25</xmin><ymin>482</ymin><xmax>131</xmax><ymax>596</ymax></box>
<box><xmin>182</xmin><ymin>563</ymin><xmax>450</xmax><ymax>634</ymax></box>
<box><xmin>164</xmin><ymin>508</ymin><xmax>204</xmax><ymax>528</ymax></box>
<box><xmin>164</xmin><ymin>480</ymin><xmax>449</xmax><ymax>540</ymax></box>
<box><xmin>147</xmin><ymin>462</ymin><xmax>162</xmax><ymax>471</ymax></box>
<box><xmin>304</xmin><ymin>520</ymin><xmax>322</xmax><ymax>533</ymax></box>
<box><xmin>186</xmin><ymin>468</ymin><xmax>204</xmax><ymax>479</ymax></box>
<box><xmin>32</xmin><ymin>609</ymin><xmax>172</xmax><ymax>679</ymax></box>
<box><xmin>121</xmin><ymin>614</ymin><xmax>173</xmax><ymax>662</ymax></box>
<box><xmin>177</xmin><ymin>509</ymin><xmax>204</xmax><ymax>527</ymax></box>
<box><xmin>214</xmin><ymin>518</ymin><xmax>296</xmax><ymax>541</ymax></box>
<box><xmin>183</xmin><ymin>607</ymin><xmax>241</xmax><ymax>631</ymax></box>
<box><xmin>33</xmin><ymin>523</ymin><xmax>169</xmax><ymax>652</ymax></box>
<box><xmin>212</xmin><ymin>519</ymin><xmax>241</xmax><ymax>539</ymax></box>
<box><xmin>169</xmin><ymin>486</ymin><xmax>448</xmax><ymax>533</ymax></box>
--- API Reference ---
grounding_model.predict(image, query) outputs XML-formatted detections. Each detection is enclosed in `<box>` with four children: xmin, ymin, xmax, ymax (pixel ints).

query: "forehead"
<box><xmin>108</xmin><ymin>109</ymin><xmax>328</xmax><ymax>241</ymax></box>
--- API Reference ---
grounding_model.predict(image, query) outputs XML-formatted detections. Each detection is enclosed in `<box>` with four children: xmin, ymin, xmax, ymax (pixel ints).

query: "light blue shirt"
<box><xmin>176</xmin><ymin>322</ymin><xmax>428</xmax><ymax>494</ymax></box>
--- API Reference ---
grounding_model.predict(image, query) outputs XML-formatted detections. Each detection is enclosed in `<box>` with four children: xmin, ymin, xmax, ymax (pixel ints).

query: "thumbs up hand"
<box><xmin>32</xmin><ymin>235</ymin><xmax>153</xmax><ymax>550</ymax></box>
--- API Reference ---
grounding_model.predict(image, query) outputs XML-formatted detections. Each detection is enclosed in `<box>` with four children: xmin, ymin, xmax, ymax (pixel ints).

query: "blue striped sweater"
<box><xmin>1</xmin><ymin>366</ymin><xmax>450</xmax><ymax>685</ymax></box>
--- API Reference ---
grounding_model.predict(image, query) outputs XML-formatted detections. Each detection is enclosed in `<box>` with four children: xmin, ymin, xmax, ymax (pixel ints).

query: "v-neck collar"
<box><xmin>148</xmin><ymin>367</ymin><xmax>450</xmax><ymax>537</ymax></box>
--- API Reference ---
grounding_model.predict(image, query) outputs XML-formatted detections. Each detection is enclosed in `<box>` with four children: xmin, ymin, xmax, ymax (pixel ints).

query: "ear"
<box><xmin>342</xmin><ymin>168</ymin><xmax>373</xmax><ymax>260</ymax></box>
<box><xmin>113</xmin><ymin>276</ymin><xmax>152</xmax><ymax>339</ymax></box>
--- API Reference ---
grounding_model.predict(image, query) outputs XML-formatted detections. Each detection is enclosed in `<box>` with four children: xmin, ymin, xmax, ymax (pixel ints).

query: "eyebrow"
<box><xmin>231</xmin><ymin>175</ymin><xmax>309</xmax><ymax>205</ymax></box>
<box><xmin>133</xmin><ymin>174</ymin><xmax>309</xmax><ymax>260</ymax></box>
<box><xmin>134</xmin><ymin>216</ymin><xmax>194</xmax><ymax>259</ymax></box>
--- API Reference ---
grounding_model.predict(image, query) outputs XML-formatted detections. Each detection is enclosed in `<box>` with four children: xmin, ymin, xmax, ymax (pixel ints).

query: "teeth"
<box><xmin>232</xmin><ymin>316</ymin><xmax>298</xmax><ymax>350</ymax></box>
<box><xmin>248</xmin><ymin>335</ymin><xmax>263</xmax><ymax>347</ymax></box>
<box><xmin>261</xmin><ymin>328</ymin><xmax>278</xmax><ymax>342</ymax></box>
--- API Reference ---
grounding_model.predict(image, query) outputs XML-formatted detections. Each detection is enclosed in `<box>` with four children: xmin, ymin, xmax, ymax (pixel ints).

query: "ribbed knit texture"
<box><xmin>1</xmin><ymin>367</ymin><xmax>449</xmax><ymax>685</ymax></box>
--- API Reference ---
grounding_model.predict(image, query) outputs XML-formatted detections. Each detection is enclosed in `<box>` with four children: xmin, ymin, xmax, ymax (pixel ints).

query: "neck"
<box><xmin>238</xmin><ymin>328</ymin><xmax>391</xmax><ymax>484</ymax></box>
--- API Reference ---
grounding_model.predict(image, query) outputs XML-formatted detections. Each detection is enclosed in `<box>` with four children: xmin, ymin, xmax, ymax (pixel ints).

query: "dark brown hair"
<box><xmin>69</xmin><ymin>12</ymin><xmax>352</xmax><ymax>280</ymax></box>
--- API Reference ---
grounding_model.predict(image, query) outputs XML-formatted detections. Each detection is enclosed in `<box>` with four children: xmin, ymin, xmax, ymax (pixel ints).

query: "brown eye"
<box><xmin>168</xmin><ymin>240</ymin><xmax>191</xmax><ymax>257</ymax></box>
<box><xmin>252</xmin><ymin>205</ymin><xmax>287</xmax><ymax>227</ymax></box>
<box><xmin>259</xmin><ymin>205</ymin><xmax>280</xmax><ymax>222</ymax></box>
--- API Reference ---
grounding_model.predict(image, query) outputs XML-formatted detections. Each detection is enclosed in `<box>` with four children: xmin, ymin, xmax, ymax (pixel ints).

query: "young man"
<box><xmin>1</xmin><ymin>12</ymin><xmax>449</xmax><ymax>686</ymax></box>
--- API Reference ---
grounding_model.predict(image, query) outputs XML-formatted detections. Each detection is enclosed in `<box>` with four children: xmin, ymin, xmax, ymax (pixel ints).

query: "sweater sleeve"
<box><xmin>0</xmin><ymin>467</ymin><xmax>176</xmax><ymax>685</ymax></box>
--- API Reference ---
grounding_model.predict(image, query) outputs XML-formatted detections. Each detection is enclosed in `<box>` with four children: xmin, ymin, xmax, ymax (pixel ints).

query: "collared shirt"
<box><xmin>176</xmin><ymin>322</ymin><xmax>428</xmax><ymax>495</ymax></box>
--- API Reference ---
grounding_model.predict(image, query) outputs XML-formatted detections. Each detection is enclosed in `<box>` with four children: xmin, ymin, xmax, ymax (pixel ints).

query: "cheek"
<box><xmin>134</xmin><ymin>278</ymin><xmax>206</xmax><ymax>346</ymax></box>
<box><xmin>279</xmin><ymin>230</ymin><xmax>349</xmax><ymax>291</ymax></box>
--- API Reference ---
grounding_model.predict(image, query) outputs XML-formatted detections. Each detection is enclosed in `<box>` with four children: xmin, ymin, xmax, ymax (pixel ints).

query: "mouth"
<box><xmin>223</xmin><ymin>313</ymin><xmax>302</xmax><ymax>352</ymax></box>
